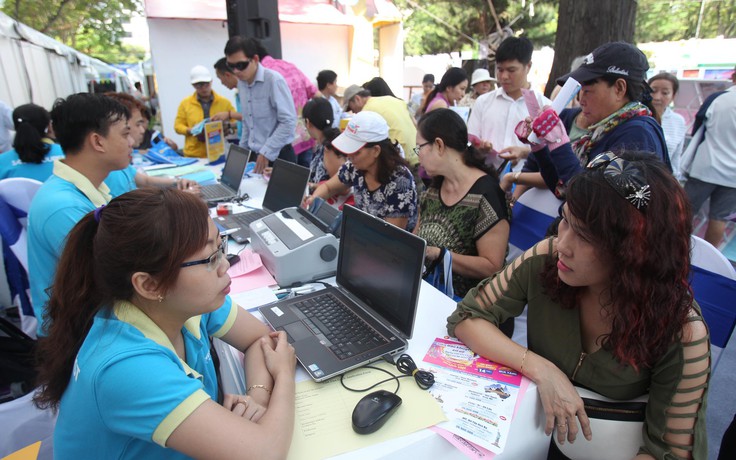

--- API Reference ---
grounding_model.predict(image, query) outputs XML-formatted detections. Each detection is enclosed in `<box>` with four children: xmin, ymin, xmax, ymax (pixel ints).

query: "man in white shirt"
<box><xmin>684</xmin><ymin>82</ymin><xmax>736</xmax><ymax>247</ymax></box>
<box><xmin>467</xmin><ymin>37</ymin><xmax>550</xmax><ymax>172</ymax></box>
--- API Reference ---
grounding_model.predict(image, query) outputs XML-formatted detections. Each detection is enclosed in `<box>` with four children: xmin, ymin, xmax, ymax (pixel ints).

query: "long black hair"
<box><xmin>420</xmin><ymin>67</ymin><xmax>467</xmax><ymax>113</ymax></box>
<box><xmin>12</xmin><ymin>104</ymin><xmax>51</xmax><ymax>163</ymax></box>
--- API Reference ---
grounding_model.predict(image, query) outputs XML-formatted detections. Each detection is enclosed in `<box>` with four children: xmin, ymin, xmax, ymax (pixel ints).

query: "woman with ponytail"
<box><xmin>35</xmin><ymin>187</ymin><xmax>296</xmax><ymax>460</ymax></box>
<box><xmin>0</xmin><ymin>104</ymin><xmax>64</xmax><ymax>180</ymax></box>
<box><xmin>420</xmin><ymin>67</ymin><xmax>468</xmax><ymax>113</ymax></box>
<box><xmin>414</xmin><ymin>109</ymin><xmax>510</xmax><ymax>300</ymax></box>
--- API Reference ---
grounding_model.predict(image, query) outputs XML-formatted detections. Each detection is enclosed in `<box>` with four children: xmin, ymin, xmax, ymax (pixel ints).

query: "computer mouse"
<box><xmin>351</xmin><ymin>390</ymin><xmax>402</xmax><ymax>435</ymax></box>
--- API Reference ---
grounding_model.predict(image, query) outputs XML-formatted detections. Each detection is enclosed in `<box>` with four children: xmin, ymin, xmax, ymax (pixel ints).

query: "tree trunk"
<box><xmin>544</xmin><ymin>0</ymin><xmax>637</xmax><ymax>97</ymax></box>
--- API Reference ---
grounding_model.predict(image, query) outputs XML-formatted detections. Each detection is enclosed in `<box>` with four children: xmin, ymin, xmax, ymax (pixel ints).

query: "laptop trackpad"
<box><xmin>282</xmin><ymin>321</ymin><xmax>313</xmax><ymax>343</ymax></box>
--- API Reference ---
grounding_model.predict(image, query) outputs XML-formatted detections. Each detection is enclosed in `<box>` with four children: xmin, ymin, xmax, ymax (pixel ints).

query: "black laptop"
<box><xmin>199</xmin><ymin>144</ymin><xmax>251</xmax><ymax>202</ymax></box>
<box><xmin>214</xmin><ymin>159</ymin><xmax>310</xmax><ymax>243</ymax></box>
<box><xmin>259</xmin><ymin>205</ymin><xmax>426</xmax><ymax>382</ymax></box>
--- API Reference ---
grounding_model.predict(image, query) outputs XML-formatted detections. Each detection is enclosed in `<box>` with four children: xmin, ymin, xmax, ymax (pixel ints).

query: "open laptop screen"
<box><xmin>220</xmin><ymin>145</ymin><xmax>251</xmax><ymax>190</ymax></box>
<box><xmin>336</xmin><ymin>205</ymin><xmax>425</xmax><ymax>339</ymax></box>
<box><xmin>262</xmin><ymin>159</ymin><xmax>310</xmax><ymax>212</ymax></box>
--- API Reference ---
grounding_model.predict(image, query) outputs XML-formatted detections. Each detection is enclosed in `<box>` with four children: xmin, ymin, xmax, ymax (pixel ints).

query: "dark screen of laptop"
<box><xmin>262</xmin><ymin>159</ymin><xmax>310</xmax><ymax>212</ymax></box>
<box><xmin>220</xmin><ymin>146</ymin><xmax>250</xmax><ymax>190</ymax></box>
<box><xmin>337</xmin><ymin>206</ymin><xmax>424</xmax><ymax>338</ymax></box>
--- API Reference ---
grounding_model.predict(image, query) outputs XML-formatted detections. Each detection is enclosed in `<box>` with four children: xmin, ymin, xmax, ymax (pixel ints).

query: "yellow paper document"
<box><xmin>287</xmin><ymin>362</ymin><xmax>447</xmax><ymax>460</ymax></box>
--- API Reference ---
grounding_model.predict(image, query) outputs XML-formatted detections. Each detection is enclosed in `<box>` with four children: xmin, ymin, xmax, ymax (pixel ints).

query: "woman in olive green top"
<box><xmin>448</xmin><ymin>151</ymin><xmax>709</xmax><ymax>459</ymax></box>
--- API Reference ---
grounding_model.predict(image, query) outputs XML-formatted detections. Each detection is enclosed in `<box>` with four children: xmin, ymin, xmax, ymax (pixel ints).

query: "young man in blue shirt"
<box><xmin>28</xmin><ymin>93</ymin><xmax>134</xmax><ymax>336</ymax></box>
<box><xmin>224</xmin><ymin>36</ymin><xmax>297</xmax><ymax>174</ymax></box>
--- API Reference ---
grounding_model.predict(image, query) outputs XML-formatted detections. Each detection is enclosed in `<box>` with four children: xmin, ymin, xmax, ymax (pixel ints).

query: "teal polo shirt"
<box><xmin>54</xmin><ymin>297</ymin><xmax>237</xmax><ymax>459</ymax></box>
<box><xmin>105</xmin><ymin>164</ymin><xmax>138</xmax><ymax>197</ymax></box>
<box><xmin>28</xmin><ymin>160</ymin><xmax>132</xmax><ymax>336</ymax></box>
<box><xmin>0</xmin><ymin>140</ymin><xmax>64</xmax><ymax>181</ymax></box>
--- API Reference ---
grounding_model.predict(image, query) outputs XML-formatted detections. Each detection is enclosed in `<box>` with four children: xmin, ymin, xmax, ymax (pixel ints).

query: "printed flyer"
<box><xmin>422</xmin><ymin>337</ymin><xmax>526</xmax><ymax>454</ymax></box>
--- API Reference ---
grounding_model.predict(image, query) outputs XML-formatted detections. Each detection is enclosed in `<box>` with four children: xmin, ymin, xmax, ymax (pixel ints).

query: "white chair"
<box><xmin>0</xmin><ymin>178</ymin><xmax>43</xmax><ymax>338</ymax></box>
<box><xmin>689</xmin><ymin>235</ymin><xmax>736</xmax><ymax>370</ymax></box>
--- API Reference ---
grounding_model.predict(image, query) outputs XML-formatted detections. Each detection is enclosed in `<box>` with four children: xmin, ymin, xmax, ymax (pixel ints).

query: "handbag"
<box><xmin>423</xmin><ymin>247</ymin><xmax>456</xmax><ymax>300</ymax></box>
<box><xmin>551</xmin><ymin>385</ymin><xmax>648</xmax><ymax>460</ymax></box>
<box><xmin>678</xmin><ymin>124</ymin><xmax>704</xmax><ymax>179</ymax></box>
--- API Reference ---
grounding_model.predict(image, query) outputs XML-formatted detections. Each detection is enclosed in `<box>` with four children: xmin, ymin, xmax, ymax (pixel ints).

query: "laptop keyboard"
<box><xmin>294</xmin><ymin>293</ymin><xmax>388</xmax><ymax>360</ymax></box>
<box><xmin>201</xmin><ymin>184</ymin><xmax>234</xmax><ymax>200</ymax></box>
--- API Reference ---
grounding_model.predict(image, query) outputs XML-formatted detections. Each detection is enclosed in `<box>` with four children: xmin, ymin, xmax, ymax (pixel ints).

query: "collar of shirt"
<box><xmin>113</xmin><ymin>300</ymin><xmax>204</xmax><ymax>379</ymax></box>
<box><xmin>52</xmin><ymin>159</ymin><xmax>111</xmax><ymax>207</ymax></box>
<box><xmin>247</xmin><ymin>62</ymin><xmax>266</xmax><ymax>88</ymax></box>
<box><xmin>493</xmin><ymin>86</ymin><xmax>522</xmax><ymax>102</ymax></box>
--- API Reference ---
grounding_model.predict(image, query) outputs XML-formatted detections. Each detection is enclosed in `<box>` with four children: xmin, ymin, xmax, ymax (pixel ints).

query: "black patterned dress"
<box><xmin>417</xmin><ymin>175</ymin><xmax>509</xmax><ymax>298</ymax></box>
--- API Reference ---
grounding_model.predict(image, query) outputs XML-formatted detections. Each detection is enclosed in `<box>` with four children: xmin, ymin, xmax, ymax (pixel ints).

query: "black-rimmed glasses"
<box><xmin>180</xmin><ymin>237</ymin><xmax>227</xmax><ymax>272</ymax></box>
<box><xmin>413</xmin><ymin>141</ymin><xmax>432</xmax><ymax>156</ymax></box>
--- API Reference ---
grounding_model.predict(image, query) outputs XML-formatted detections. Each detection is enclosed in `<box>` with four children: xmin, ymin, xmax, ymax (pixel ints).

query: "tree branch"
<box><xmin>486</xmin><ymin>0</ymin><xmax>502</xmax><ymax>34</ymax></box>
<box><xmin>41</xmin><ymin>0</ymin><xmax>74</xmax><ymax>34</ymax></box>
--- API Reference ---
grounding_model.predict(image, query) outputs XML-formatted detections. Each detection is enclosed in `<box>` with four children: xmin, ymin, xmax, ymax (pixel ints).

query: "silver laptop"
<box><xmin>199</xmin><ymin>144</ymin><xmax>251</xmax><ymax>202</ymax></box>
<box><xmin>259</xmin><ymin>205</ymin><xmax>426</xmax><ymax>382</ymax></box>
<box><xmin>214</xmin><ymin>159</ymin><xmax>310</xmax><ymax>243</ymax></box>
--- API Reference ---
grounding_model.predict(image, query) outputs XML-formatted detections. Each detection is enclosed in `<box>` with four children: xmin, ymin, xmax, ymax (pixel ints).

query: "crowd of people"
<box><xmin>0</xmin><ymin>32</ymin><xmax>733</xmax><ymax>460</ymax></box>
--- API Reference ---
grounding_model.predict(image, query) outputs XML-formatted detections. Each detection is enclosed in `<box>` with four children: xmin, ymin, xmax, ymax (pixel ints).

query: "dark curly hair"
<box><xmin>539</xmin><ymin>151</ymin><xmax>693</xmax><ymax>370</ymax></box>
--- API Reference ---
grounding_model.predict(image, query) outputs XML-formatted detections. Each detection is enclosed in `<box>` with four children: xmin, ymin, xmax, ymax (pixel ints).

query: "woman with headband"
<box><xmin>448</xmin><ymin>152</ymin><xmax>709</xmax><ymax>459</ymax></box>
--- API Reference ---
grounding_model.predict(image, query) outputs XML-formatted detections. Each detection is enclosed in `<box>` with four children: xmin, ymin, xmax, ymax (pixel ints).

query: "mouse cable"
<box><xmin>339</xmin><ymin>354</ymin><xmax>435</xmax><ymax>395</ymax></box>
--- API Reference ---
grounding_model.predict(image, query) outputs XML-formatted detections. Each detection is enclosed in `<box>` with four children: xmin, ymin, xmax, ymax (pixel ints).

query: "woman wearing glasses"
<box><xmin>305</xmin><ymin>111</ymin><xmax>417</xmax><ymax>231</ymax></box>
<box><xmin>34</xmin><ymin>187</ymin><xmax>296</xmax><ymax>459</ymax></box>
<box><xmin>448</xmin><ymin>152</ymin><xmax>709</xmax><ymax>459</ymax></box>
<box><xmin>413</xmin><ymin>109</ymin><xmax>509</xmax><ymax>301</ymax></box>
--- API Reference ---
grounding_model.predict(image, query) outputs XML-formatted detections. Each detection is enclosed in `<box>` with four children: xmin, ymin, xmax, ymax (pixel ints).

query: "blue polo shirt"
<box><xmin>105</xmin><ymin>164</ymin><xmax>138</xmax><ymax>197</ymax></box>
<box><xmin>28</xmin><ymin>160</ymin><xmax>132</xmax><ymax>336</ymax></box>
<box><xmin>0</xmin><ymin>141</ymin><xmax>64</xmax><ymax>181</ymax></box>
<box><xmin>54</xmin><ymin>297</ymin><xmax>237</xmax><ymax>460</ymax></box>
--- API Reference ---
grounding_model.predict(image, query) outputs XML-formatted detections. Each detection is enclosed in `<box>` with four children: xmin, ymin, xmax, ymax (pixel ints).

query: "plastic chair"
<box><xmin>507</xmin><ymin>187</ymin><xmax>562</xmax><ymax>261</ymax></box>
<box><xmin>0</xmin><ymin>178</ymin><xmax>43</xmax><ymax>338</ymax></box>
<box><xmin>690</xmin><ymin>235</ymin><xmax>736</xmax><ymax>370</ymax></box>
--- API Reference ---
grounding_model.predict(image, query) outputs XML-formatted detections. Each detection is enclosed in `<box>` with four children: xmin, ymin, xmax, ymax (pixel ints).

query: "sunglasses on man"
<box><xmin>227</xmin><ymin>60</ymin><xmax>251</xmax><ymax>72</ymax></box>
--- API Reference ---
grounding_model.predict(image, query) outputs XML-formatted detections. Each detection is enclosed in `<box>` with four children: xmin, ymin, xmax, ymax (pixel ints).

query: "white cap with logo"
<box><xmin>332</xmin><ymin>111</ymin><xmax>390</xmax><ymax>155</ymax></box>
<box><xmin>190</xmin><ymin>65</ymin><xmax>212</xmax><ymax>84</ymax></box>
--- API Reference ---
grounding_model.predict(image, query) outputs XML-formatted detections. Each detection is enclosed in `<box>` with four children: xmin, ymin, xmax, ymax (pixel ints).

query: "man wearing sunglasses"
<box><xmin>174</xmin><ymin>65</ymin><xmax>236</xmax><ymax>158</ymax></box>
<box><xmin>224</xmin><ymin>36</ymin><xmax>297</xmax><ymax>174</ymax></box>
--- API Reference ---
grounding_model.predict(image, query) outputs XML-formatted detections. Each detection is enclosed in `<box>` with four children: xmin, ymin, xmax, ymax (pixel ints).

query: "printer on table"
<box><xmin>250</xmin><ymin>205</ymin><xmax>340</xmax><ymax>287</ymax></box>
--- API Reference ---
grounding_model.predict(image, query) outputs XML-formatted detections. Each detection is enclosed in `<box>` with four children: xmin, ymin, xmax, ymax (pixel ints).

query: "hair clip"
<box><xmin>94</xmin><ymin>204</ymin><xmax>106</xmax><ymax>222</ymax></box>
<box><xmin>587</xmin><ymin>152</ymin><xmax>650</xmax><ymax>211</ymax></box>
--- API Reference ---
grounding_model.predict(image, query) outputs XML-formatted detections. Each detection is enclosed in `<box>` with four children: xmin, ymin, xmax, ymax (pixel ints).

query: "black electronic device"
<box><xmin>225</xmin><ymin>0</ymin><xmax>282</xmax><ymax>59</ymax></box>
<box><xmin>351</xmin><ymin>390</ymin><xmax>402</xmax><ymax>435</ymax></box>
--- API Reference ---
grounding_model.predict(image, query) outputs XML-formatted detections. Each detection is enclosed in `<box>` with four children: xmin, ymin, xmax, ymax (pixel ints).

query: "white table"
<box><xmin>205</xmin><ymin>159</ymin><xmax>551</xmax><ymax>459</ymax></box>
<box><xmin>218</xmin><ymin>279</ymin><xmax>550</xmax><ymax>460</ymax></box>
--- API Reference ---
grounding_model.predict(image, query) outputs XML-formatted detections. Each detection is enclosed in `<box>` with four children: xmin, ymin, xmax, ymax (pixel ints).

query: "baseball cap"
<box><xmin>190</xmin><ymin>65</ymin><xmax>212</xmax><ymax>84</ymax></box>
<box><xmin>556</xmin><ymin>42</ymin><xmax>649</xmax><ymax>86</ymax></box>
<box><xmin>331</xmin><ymin>111</ymin><xmax>389</xmax><ymax>154</ymax></box>
<box><xmin>471</xmin><ymin>68</ymin><xmax>495</xmax><ymax>86</ymax></box>
<box><xmin>342</xmin><ymin>84</ymin><xmax>364</xmax><ymax>110</ymax></box>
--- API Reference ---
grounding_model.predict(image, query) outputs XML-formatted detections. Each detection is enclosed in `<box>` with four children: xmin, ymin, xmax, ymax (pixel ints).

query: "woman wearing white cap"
<box><xmin>305</xmin><ymin>111</ymin><xmax>418</xmax><ymax>231</ymax></box>
<box><xmin>458</xmin><ymin>69</ymin><xmax>496</xmax><ymax>109</ymax></box>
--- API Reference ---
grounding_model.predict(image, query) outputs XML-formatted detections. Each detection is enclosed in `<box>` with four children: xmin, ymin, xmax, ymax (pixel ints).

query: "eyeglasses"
<box><xmin>413</xmin><ymin>141</ymin><xmax>432</xmax><ymax>156</ymax></box>
<box><xmin>226</xmin><ymin>60</ymin><xmax>251</xmax><ymax>72</ymax></box>
<box><xmin>180</xmin><ymin>237</ymin><xmax>227</xmax><ymax>272</ymax></box>
<box><xmin>192</xmin><ymin>82</ymin><xmax>210</xmax><ymax>89</ymax></box>
<box><xmin>587</xmin><ymin>152</ymin><xmax>650</xmax><ymax>211</ymax></box>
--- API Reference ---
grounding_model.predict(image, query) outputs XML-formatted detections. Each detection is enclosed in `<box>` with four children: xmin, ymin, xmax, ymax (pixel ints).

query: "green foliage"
<box><xmin>2</xmin><ymin>0</ymin><xmax>143</xmax><ymax>62</ymax></box>
<box><xmin>636</xmin><ymin>0</ymin><xmax>735</xmax><ymax>42</ymax></box>
<box><xmin>396</xmin><ymin>0</ymin><xmax>559</xmax><ymax>56</ymax></box>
